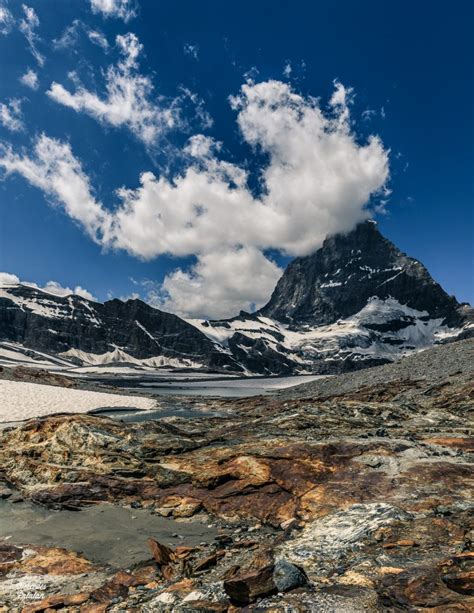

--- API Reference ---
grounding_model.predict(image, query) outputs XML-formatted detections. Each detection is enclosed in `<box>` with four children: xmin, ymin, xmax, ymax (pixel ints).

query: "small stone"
<box><xmin>8</xmin><ymin>493</ymin><xmax>24</xmax><ymax>504</ymax></box>
<box><xmin>154</xmin><ymin>507</ymin><xmax>173</xmax><ymax>517</ymax></box>
<box><xmin>248</xmin><ymin>523</ymin><xmax>262</xmax><ymax>532</ymax></box>
<box><xmin>280</xmin><ymin>518</ymin><xmax>297</xmax><ymax>531</ymax></box>
<box><xmin>0</xmin><ymin>487</ymin><xmax>12</xmax><ymax>500</ymax></box>
<box><xmin>272</xmin><ymin>559</ymin><xmax>307</xmax><ymax>593</ymax></box>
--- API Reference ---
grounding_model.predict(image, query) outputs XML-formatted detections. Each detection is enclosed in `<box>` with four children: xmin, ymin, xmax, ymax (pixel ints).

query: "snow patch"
<box><xmin>0</xmin><ymin>379</ymin><xmax>155</xmax><ymax>423</ymax></box>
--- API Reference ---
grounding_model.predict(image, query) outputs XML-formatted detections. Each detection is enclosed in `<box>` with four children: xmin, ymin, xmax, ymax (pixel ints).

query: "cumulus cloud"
<box><xmin>19</xmin><ymin>68</ymin><xmax>38</xmax><ymax>90</ymax></box>
<box><xmin>0</xmin><ymin>272</ymin><xmax>19</xmax><ymax>284</ymax></box>
<box><xmin>38</xmin><ymin>280</ymin><xmax>97</xmax><ymax>301</ymax></box>
<box><xmin>0</xmin><ymin>79</ymin><xmax>390</xmax><ymax>318</ymax></box>
<box><xmin>0</xmin><ymin>99</ymin><xmax>24</xmax><ymax>132</ymax></box>
<box><xmin>156</xmin><ymin>248</ymin><xmax>282</xmax><ymax>319</ymax></box>
<box><xmin>0</xmin><ymin>2</ymin><xmax>14</xmax><ymax>35</ymax></box>
<box><xmin>47</xmin><ymin>33</ymin><xmax>178</xmax><ymax>147</ymax></box>
<box><xmin>90</xmin><ymin>0</ymin><xmax>137</xmax><ymax>22</ymax></box>
<box><xmin>19</xmin><ymin>4</ymin><xmax>44</xmax><ymax>66</ymax></box>
<box><xmin>0</xmin><ymin>272</ymin><xmax>96</xmax><ymax>300</ymax></box>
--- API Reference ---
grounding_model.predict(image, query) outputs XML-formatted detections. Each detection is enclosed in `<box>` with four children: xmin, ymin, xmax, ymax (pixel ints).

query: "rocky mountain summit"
<box><xmin>0</xmin><ymin>221</ymin><xmax>471</xmax><ymax>375</ymax></box>
<box><xmin>197</xmin><ymin>221</ymin><xmax>473</xmax><ymax>374</ymax></box>
<box><xmin>260</xmin><ymin>220</ymin><xmax>463</xmax><ymax>326</ymax></box>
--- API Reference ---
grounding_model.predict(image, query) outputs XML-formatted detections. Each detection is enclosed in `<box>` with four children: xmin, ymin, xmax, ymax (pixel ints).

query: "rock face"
<box><xmin>0</xmin><ymin>284</ymin><xmax>240</xmax><ymax>372</ymax></box>
<box><xmin>260</xmin><ymin>220</ymin><xmax>462</xmax><ymax>326</ymax></box>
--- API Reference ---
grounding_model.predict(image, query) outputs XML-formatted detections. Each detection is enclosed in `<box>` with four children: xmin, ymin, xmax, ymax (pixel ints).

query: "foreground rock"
<box><xmin>0</xmin><ymin>339</ymin><xmax>472</xmax><ymax>610</ymax></box>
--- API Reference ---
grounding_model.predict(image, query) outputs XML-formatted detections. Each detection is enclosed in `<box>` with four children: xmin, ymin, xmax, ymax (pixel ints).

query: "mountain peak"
<box><xmin>259</xmin><ymin>221</ymin><xmax>460</xmax><ymax>326</ymax></box>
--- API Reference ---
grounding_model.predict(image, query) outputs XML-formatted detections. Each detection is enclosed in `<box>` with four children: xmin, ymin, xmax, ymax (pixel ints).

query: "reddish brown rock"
<box><xmin>147</xmin><ymin>538</ymin><xmax>173</xmax><ymax>566</ymax></box>
<box><xmin>224</xmin><ymin>548</ymin><xmax>277</xmax><ymax>605</ymax></box>
<box><xmin>224</xmin><ymin>563</ymin><xmax>276</xmax><ymax>605</ymax></box>
<box><xmin>21</xmin><ymin>592</ymin><xmax>89</xmax><ymax>612</ymax></box>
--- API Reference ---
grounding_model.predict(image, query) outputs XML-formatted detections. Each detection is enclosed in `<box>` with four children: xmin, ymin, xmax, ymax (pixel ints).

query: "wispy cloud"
<box><xmin>87</xmin><ymin>28</ymin><xmax>109</xmax><ymax>51</ymax></box>
<box><xmin>183</xmin><ymin>43</ymin><xmax>199</xmax><ymax>60</ymax></box>
<box><xmin>90</xmin><ymin>0</ymin><xmax>137</xmax><ymax>23</ymax></box>
<box><xmin>19</xmin><ymin>4</ymin><xmax>44</xmax><ymax>66</ymax></box>
<box><xmin>19</xmin><ymin>68</ymin><xmax>39</xmax><ymax>90</ymax></box>
<box><xmin>53</xmin><ymin>19</ymin><xmax>109</xmax><ymax>52</ymax></box>
<box><xmin>0</xmin><ymin>80</ymin><xmax>390</xmax><ymax>318</ymax></box>
<box><xmin>0</xmin><ymin>99</ymin><xmax>24</xmax><ymax>132</ymax></box>
<box><xmin>0</xmin><ymin>1</ymin><xmax>14</xmax><ymax>35</ymax></box>
<box><xmin>47</xmin><ymin>33</ymin><xmax>179</xmax><ymax>147</ymax></box>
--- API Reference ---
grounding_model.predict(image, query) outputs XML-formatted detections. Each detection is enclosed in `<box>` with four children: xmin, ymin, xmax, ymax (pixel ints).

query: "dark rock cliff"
<box><xmin>0</xmin><ymin>285</ymin><xmax>239</xmax><ymax>371</ymax></box>
<box><xmin>260</xmin><ymin>221</ymin><xmax>463</xmax><ymax>327</ymax></box>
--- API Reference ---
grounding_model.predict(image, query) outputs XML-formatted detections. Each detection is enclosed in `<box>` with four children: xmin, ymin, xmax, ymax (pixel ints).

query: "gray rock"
<box><xmin>273</xmin><ymin>559</ymin><xmax>307</xmax><ymax>592</ymax></box>
<box><xmin>260</xmin><ymin>220</ymin><xmax>464</xmax><ymax>327</ymax></box>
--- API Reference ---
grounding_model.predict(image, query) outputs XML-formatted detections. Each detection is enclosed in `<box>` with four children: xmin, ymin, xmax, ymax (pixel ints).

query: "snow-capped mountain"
<box><xmin>0</xmin><ymin>221</ymin><xmax>471</xmax><ymax>375</ymax></box>
<box><xmin>191</xmin><ymin>221</ymin><xmax>473</xmax><ymax>374</ymax></box>
<box><xmin>0</xmin><ymin>283</ymin><xmax>241</xmax><ymax>373</ymax></box>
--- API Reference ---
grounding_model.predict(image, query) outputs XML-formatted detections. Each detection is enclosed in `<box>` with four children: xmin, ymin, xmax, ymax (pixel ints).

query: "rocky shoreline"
<box><xmin>0</xmin><ymin>339</ymin><xmax>473</xmax><ymax>611</ymax></box>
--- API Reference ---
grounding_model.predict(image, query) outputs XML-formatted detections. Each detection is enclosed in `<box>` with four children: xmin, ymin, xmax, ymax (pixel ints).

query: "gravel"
<box><xmin>278</xmin><ymin>338</ymin><xmax>474</xmax><ymax>400</ymax></box>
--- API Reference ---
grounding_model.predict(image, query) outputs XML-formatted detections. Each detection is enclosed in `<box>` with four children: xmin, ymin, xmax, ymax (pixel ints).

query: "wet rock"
<box><xmin>0</xmin><ymin>544</ymin><xmax>22</xmax><ymax>565</ymax></box>
<box><xmin>273</xmin><ymin>559</ymin><xmax>307</xmax><ymax>592</ymax></box>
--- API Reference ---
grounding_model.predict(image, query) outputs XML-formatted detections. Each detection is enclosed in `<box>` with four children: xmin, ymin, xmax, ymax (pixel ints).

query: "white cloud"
<box><xmin>0</xmin><ymin>272</ymin><xmax>96</xmax><ymax>301</ymax></box>
<box><xmin>38</xmin><ymin>280</ymin><xmax>97</xmax><ymax>301</ymax></box>
<box><xmin>0</xmin><ymin>135</ymin><xmax>112</xmax><ymax>242</ymax></box>
<box><xmin>362</xmin><ymin>108</ymin><xmax>377</xmax><ymax>121</ymax></box>
<box><xmin>19</xmin><ymin>4</ymin><xmax>44</xmax><ymax>67</ymax></box>
<box><xmin>282</xmin><ymin>61</ymin><xmax>292</xmax><ymax>78</ymax></box>
<box><xmin>53</xmin><ymin>19</ymin><xmax>109</xmax><ymax>52</ymax></box>
<box><xmin>0</xmin><ymin>99</ymin><xmax>24</xmax><ymax>132</ymax></box>
<box><xmin>47</xmin><ymin>33</ymin><xmax>178</xmax><ymax>147</ymax></box>
<box><xmin>159</xmin><ymin>248</ymin><xmax>282</xmax><ymax>319</ymax></box>
<box><xmin>0</xmin><ymin>272</ymin><xmax>19</xmax><ymax>284</ymax></box>
<box><xmin>183</xmin><ymin>43</ymin><xmax>199</xmax><ymax>60</ymax></box>
<box><xmin>90</xmin><ymin>0</ymin><xmax>137</xmax><ymax>22</ymax></box>
<box><xmin>0</xmin><ymin>2</ymin><xmax>14</xmax><ymax>35</ymax></box>
<box><xmin>19</xmin><ymin>68</ymin><xmax>38</xmax><ymax>90</ymax></box>
<box><xmin>0</xmin><ymin>80</ymin><xmax>390</xmax><ymax>318</ymax></box>
<box><xmin>87</xmin><ymin>28</ymin><xmax>109</xmax><ymax>51</ymax></box>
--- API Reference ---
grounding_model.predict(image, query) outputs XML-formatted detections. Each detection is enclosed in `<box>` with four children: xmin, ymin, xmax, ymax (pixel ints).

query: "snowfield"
<box><xmin>0</xmin><ymin>380</ymin><xmax>156</xmax><ymax>424</ymax></box>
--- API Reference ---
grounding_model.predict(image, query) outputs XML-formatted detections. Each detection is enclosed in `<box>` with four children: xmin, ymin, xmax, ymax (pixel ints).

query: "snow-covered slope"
<box><xmin>189</xmin><ymin>297</ymin><xmax>470</xmax><ymax>374</ymax></box>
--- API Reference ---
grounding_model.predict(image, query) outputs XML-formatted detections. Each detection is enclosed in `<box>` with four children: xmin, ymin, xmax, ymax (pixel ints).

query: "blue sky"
<box><xmin>0</xmin><ymin>0</ymin><xmax>472</xmax><ymax>318</ymax></box>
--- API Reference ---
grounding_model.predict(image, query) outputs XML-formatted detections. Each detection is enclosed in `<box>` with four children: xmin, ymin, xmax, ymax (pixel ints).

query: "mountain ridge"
<box><xmin>1</xmin><ymin>221</ymin><xmax>472</xmax><ymax>375</ymax></box>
